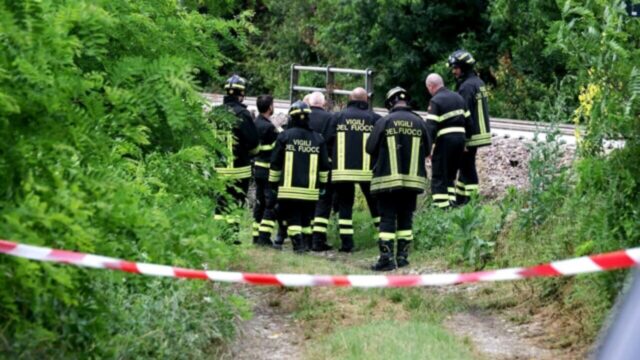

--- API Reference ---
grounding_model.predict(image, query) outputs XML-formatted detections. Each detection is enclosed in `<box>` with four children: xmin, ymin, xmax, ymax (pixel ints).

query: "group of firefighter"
<box><xmin>212</xmin><ymin>50</ymin><xmax>491</xmax><ymax>271</ymax></box>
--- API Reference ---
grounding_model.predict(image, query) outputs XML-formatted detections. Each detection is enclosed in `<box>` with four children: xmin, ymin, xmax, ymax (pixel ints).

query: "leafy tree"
<box><xmin>0</xmin><ymin>0</ymin><xmax>253</xmax><ymax>356</ymax></box>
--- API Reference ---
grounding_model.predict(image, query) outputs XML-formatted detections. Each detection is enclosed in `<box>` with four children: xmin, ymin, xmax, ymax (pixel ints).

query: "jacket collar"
<box><xmin>223</xmin><ymin>95</ymin><xmax>246</xmax><ymax>108</ymax></box>
<box><xmin>347</xmin><ymin>100</ymin><xmax>369</xmax><ymax>110</ymax></box>
<box><xmin>390</xmin><ymin>105</ymin><xmax>413</xmax><ymax>113</ymax></box>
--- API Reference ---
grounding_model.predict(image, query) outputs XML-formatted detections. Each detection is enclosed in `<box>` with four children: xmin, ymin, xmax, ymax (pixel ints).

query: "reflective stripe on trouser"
<box><xmin>377</xmin><ymin>190</ymin><xmax>417</xmax><ymax>243</ymax></box>
<box><xmin>253</xmin><ymin>177</ymin><xmax>268</xmax><ymax>233</ymax></box>
<box><xmin>279</xmin><ymin>199</ymin><xmax>315</xmax><ymax>242</ymax></box>
<box><xmin>457</xmin><ymin>147</ymin><xmax>479</xmax><ymax>202</ymax></box>
<box><xmin>431</xmin><ymin>133</ymin><xmax>465</xmax><ymax>209</ymax></box>
<box><xmin>456</xmin><ymin>181</ymin><xmax>479</xmax><ymax>196</ymax></box>
<box><xmin>334</xmin><ymin>182</ymin><xmax>380</xmax><ymax>239</ymax></box>
<box><xmin>312</xmin><ymin>180</ymin><xmax>334</xmax><ymax>241</ymax></box>
<box><xmin>252</xmin><ymin>222</ymin><xmax>260</xmax><ymax>237</ymax></box>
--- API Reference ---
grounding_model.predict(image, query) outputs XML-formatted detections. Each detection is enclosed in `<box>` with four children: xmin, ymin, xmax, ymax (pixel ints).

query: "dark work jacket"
<box><xmin>326</xmin><ymin>100</ymin><xmax>381</xmax><ymax>182</ymax></box>
<box><xmin>309</xmin><ymin>106</ymin><xmax>333</xmax><ymax>140</ymax></box>
<box><xmin>456</xmin><ymin>72</ymin><xmax>492</xmax><ymax>147</ymax></box>
<box><xmin>253</xmin><ymin>114</ymin><xmax>279</xmax><ymax>180</ymax></box>
<box><xmin>425</xmin><ymin>87</ymin><xmax>470</xmax><ymax>143</ymax></box>
<box><xmin>214</xmin><ymin>96</ymin><xmax>259</xmax><ymax>179</ymax></box>
<box><xmin>366</xmin><ymin>106</ymin><xmax>431</xmax><ymax>194</ymax></box>
<box><xmin>269</xmin><ymin>119</ymin><xmax>330</xmax><ymax>201</ymax></box>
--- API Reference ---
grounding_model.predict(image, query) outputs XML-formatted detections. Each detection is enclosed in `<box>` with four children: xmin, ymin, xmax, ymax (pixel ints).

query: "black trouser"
<box><xmin>312</xmin><ymin>180</ymin><xmax>334</xmax><ymax>242</ymax></box>
<box><xmin>456</xmin><ymin>146</ymin><xmax>479</xmax><ymax>204</ymax></box>
<box><xmin>431</xmin><ymin>134</ymin><xmax>465</xmax><ymax>209</ymax></box>
<box><xmin>258</xmin><ymin>185</ymin><xmax>288</xmax><ymax>244</ymax></box>
<box><xmin>377</xmin><ymin>190</ymin><xmax>417</xmax><ymax>243</ymax></box>
<box><xmin>278</xmin><ymin>199</ymin><xmax>315</xmax><ymax>241</ymax></box>
<box><xmin>252</xmin><ymin>177</ymin><xmax>268</xmax><ymax>239</ymax></box>
<box><xmin>214</xmin><ymin>177</ymin><xmax>250</xmax><ymax>225</ymax></box>
<box><xmin>333</xmin><ymin>182</ymin><xmax>380</xmax><ymax>250</ymax></box>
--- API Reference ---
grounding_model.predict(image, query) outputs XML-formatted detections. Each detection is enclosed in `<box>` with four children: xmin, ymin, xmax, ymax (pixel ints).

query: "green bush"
<box><xmin>0</xmin><ymin>0</ymin><xmax>254</xmax><ymax>356</ymax></box>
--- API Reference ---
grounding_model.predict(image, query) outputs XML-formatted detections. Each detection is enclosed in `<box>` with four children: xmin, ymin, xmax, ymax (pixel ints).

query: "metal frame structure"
<box><xmin>289</xmin><ymin>64</ymin><xmax>374</xmax><ymax>108</ymax></box>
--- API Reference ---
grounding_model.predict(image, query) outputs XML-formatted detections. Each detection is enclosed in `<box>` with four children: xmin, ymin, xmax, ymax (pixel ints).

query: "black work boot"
<box><xmin>291</xmin><ymin>234</ymin><xmax>306</xmax><ymax>254</ymax></box>
<box><xmin>303</xmin><ymin>234</ymin><xmax>313</xmax><ymax>252</ymax></box>
<box><xmin>311</xmin><ymin>233</ymin><xmax>333</xmax><ymax>252</ymax></box>
<box><xmin>272</xmin><ymin>226</ymin><xmax>286</xmax><ymax>250</ymax></box>
<box><xmin>396</xmin><ymin>239</ymin><xmax>411</xmax><ymax>268</ymax></box>
<box><xmin>339</xmin><ymin>235</ymin><xmax>354</xmax><ymax>253</ymax></box>
<box><xmin>371</xmin><ymin>240</ymin><xmax>396</xmax><ymax>271</ymax></box>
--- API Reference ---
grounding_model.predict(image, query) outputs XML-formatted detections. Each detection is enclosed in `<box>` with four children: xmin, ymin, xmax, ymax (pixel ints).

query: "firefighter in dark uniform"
<box><xmin>366</xmin><ymin>87</ymin><xmax>431</xmax><ymax>271</ymax></box>
<box><xmin>326</xmin><ymin>87</ymin><xmax>381</xmax><ymax>252</ymax></box>
<box><xmin>307</xmin><ymin>92</ymin><xmax>336</xmax><ymax>251</ymax></box>
<box><xmin>213</xmin><ymin>75</ymin><xmax>259</xmax><ymax>242</ymax></box>
<box><xmin>261</xmin><ymin>101</ymin><xmax>330</xmax><ymax>253</ymax></box>
<box><xmin>448</xmin><ymin>50</ymin><xmax>492</xmax><ymax>204</ymax></box>
<box><xmin>252</xmin><ymin>95</ymin><xmax>279</xmax><ymax>246</ymax></box>
<box><xmin>425</xmin><ymin>73</ymin><xmax>469</xmax><ymax>209</ymax></box>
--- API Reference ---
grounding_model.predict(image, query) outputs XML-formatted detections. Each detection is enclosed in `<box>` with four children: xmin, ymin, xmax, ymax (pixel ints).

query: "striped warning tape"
<box><xmin>1</xmin><ymin>239</ymin><xmax>639</xmax><ymax>288</ymax></box>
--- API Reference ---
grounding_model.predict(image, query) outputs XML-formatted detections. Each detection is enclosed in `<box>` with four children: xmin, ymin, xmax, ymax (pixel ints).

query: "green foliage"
<box><xmin>243</xmin><ymin>0</ymin><xmax>492</xmax><ymax>108</ymax></box>
<box><xmin>0</xmin><ymin>0</ymin><xmax>254</xmax><ymax>356</ymax></box>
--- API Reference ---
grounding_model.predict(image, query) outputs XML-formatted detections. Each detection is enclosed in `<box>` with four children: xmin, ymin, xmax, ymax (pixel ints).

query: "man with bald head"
<box><xmin>425</xmin><ymin>73</ymin><xmax>469</xmax><ymax>209</ymax></box>
<box><xmin>304</xmin><ymin>91</ymin><xmax>336</xmax><ymax>251</ymax></box>
<box><xmin>319</xmin><ymin>87</ymin><xmax>381</xmax><ymax>252</ymax></box>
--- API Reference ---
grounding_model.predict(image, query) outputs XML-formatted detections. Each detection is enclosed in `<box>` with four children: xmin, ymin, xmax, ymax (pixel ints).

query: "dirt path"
<box><xmin>227</xmin><ymin>287</ymin><xmax>304</xmax><ymax>360</ymax></box>
<box><xmin>226</xmin><ymin>249</ymin><xmax>563</xmax><ymax>359</ymax></box>
<box><xmin>444</xmin><ymin>309</ymin><xmax>557</xmax><ymax>359</ymax></box>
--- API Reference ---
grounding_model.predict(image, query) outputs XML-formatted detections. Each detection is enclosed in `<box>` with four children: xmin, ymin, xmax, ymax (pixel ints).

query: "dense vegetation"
<box><xmin>0</xmin><ymin>0</ymin><xmax>638</xmax><ymax>357</ymax></box>
<box><xmin>0</xmin><ymin>0</ymin><xmax>253</xmax><ymax>357</ymax></box>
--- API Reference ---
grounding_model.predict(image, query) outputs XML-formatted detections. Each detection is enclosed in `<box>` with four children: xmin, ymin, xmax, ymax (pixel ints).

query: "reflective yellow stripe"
<box><xmin>428</xmin><ymin>109</ymin><xmax>465</xmax><ymax>122</ymax></box>
<box><xmin>269</xmin><ymin>169</ymin><xmax>281</xmax><ymax>182</ymax></box>
<box><xmin>370</xmin><ymin>174</ymin><xmax>427</xmax><ymax>192</ymax></box>
<box><xmin>466</xmin><ymin>184</ymin><xmax>479</xmax><ymax>191</ymax></box>
<box><xmin>447</xmin><ymin>187</ymin><xmax>456</xmax><ymax>194</ymax></box>
<box><xmin>255</xmin><ymin>161</ymin><xmax>270</xmax><ymax>168</ymax></box>
<box><xmin>464</xmin><ymin>110</ymin><xmax>471</xmax><ymax>118</ymax></box>
<box><xmin>396</xmin><ymin>230</ymin><xmax>413</xmax><ymax>237</ymax></box>
<box><xmin>309</xmin><ymin>154</ymin><xmax>318</xmax><ymax>189</ymax></box>
<box><xmin>478</xmin><ymin>99</ymin><xmax>487</xmax><ymax>134</ymax></box>
<box><xmin>252</xmin><ymin>222</ymin><xmax>260</xmax><ymax>229</ymax></box>
<box><xmin>216</xmin><ymin>166</ymin><xmax>252</xmax><ymax>179</ymax></box>
<box><xmin>261</xmin><ymin>220</ymin><xmax>276</xmax><ymax>227</ymax></box>
<box><xmin>437</xmin><ymin>127</ymin><xmax>465</xmax><ymax>137</ymax></box>
<box><xmin>259</xmin><ymin>142</ymin><xmax>275</xmax><ymax>151</ymax></box>
<box><xmin>284</xmin><ymin>151</ymin><xmax>293</xmax><ymax>187</ymax></box>
<box><xmin>338</xmin><ymin>219</ymin><xmax>353</xmax><ymax>225</ymax></box>
<box><xmin>288</xmin><ymin>226</ymin><xmax>302</xmax><ymax>235</ymax></box>
<box><xmin>331</xmin><ymin>170</ymin><xmax>372</xmax><ymax>182</ymax></box>
<box><xmin>313</xmin><ymin>217</ymin><xmax>329</xmax><ymax>224</ymax></box>
<box><xmin>387</xmin><ymin>136</ymin><xmax>398</xmax><ymax>175</ymax></box>
<box><xmin>409</xmin><ymin>137</ymin><xmax>420</xmax><ymax>176</ymax></box>
<box><xmin>372</xmin><ymin>217</ymin><xmax>381</xmax><ymax>223</ymax></box>
<box><xmin>362</xmin><ymin>133</ymin><xmax>370</xmax><ymax>171</ymax></box>
<box><xmin>456</xmin><ymin>180</ymin><xmax>466</xmax><ymax>188</ymax></box>
<box><xmin>313</xmin><ymin>226</ymin><xmax>327</xmax><ymax>233</ymax></box>
<box><xmin>214</xmin><ymin>214</ymin><xmax>225</xmax><ymax>221</ymax></box>
<box><xmin>380</xmin><ymin>232</ymin><xmax>396</xmax><ymax>240</ymax></box>
<box><xmin>302</xmin><ymin>227</ymin><xmax>312</xmax><ymax>235</ymax></box>
<box><xmin>337</xmin><ymin>132</ymin><xmax>345</xmax><ymax>170</ymax></box>
<box><xmin>227</xmin><ymin>133</ymin><xmax>234</xmax><ymax>168</ymax></box>
<box><xmin>432</xmin><ymin>194</ymin><xmax>450</xmax><ymax>200</ymax></box>
<box><xmin>434</xmin><ymin>201</ymin><xmax>450</xmax><ymax>208</ymax></box>
<box><xmin>319</xmin><ymin>171</ymin><xmax>329</xmax><ymax>183</ymax></box>
<box><xmin>278</xmin><ymin>187</ymin><xmax>320</xmax><ymax>201</ymax></box>
<box><xmin>259</xmin><ymin>226</ymin><xmax>274</xmax><ymax>232</ymax></box>
<box><xmin>339</xmin><ymin>229</ymin><xmax>354</xmax><ymax>235</ymax></box>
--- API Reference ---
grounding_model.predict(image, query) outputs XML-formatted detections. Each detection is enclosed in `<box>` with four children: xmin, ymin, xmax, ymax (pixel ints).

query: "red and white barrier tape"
<box><xmin>1</xmin><ymin>239</ymin><xmax>639</xmax><ymax>288</ymax></box>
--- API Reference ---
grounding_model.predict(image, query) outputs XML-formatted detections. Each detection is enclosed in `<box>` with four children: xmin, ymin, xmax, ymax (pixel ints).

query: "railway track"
<box><xmin>203</xmin><ymin>93</ymin><xmax>578</xmax><ymax>144</ymax></box>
